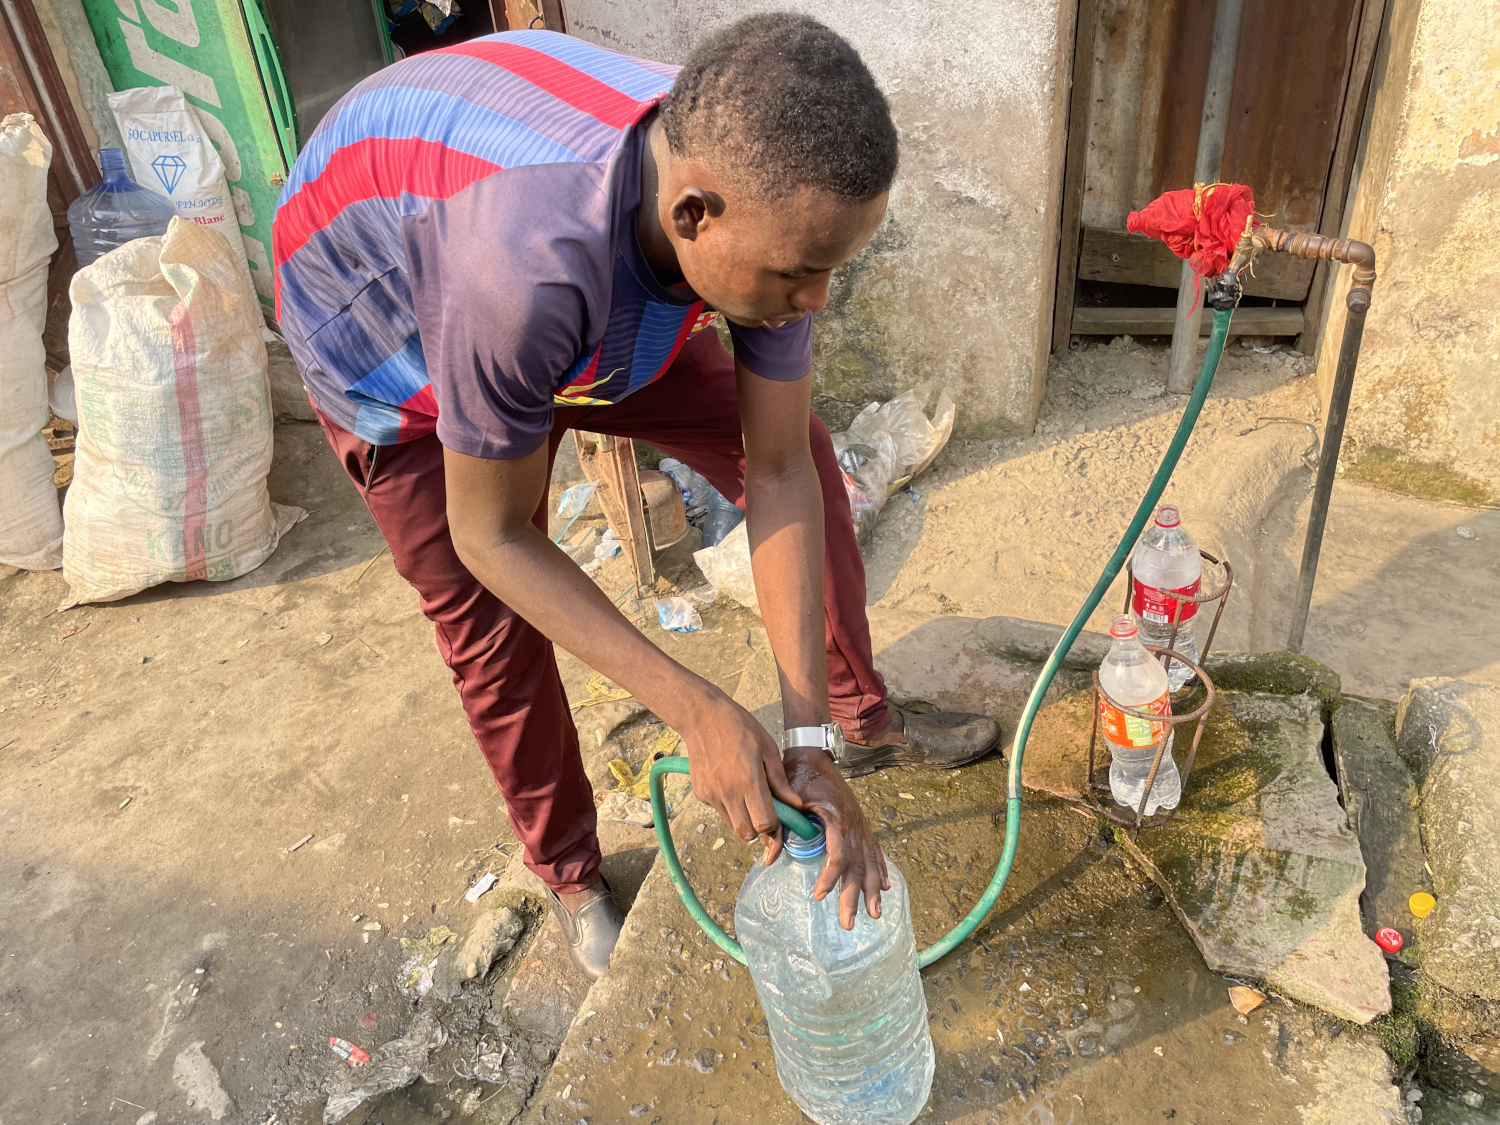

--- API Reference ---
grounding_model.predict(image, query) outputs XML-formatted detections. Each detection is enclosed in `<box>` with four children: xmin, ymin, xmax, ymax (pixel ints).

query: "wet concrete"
<box><xmin>526</xmin><ymin>753</ymin><xmax>1405</xmax><ymax>1124</ymax></box>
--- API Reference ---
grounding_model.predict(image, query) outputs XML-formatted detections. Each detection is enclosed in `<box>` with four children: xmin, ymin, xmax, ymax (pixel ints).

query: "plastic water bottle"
<box><xmin>66</xmin><ymin>148</ymin><xmax>176</xmax><ymax>269</ymax></box>
<box><xmin>658</xmin><ymin>457</ymin><xmax>711</xmax><ymax>518</ymax></box>
<box><xmin>736</xmin><ymin>818</ymin><xmax>933</xmax><ymax>1125</ymax></box>
<box><xmin>1100</xmin><ymin>615</ymin><xmax>1180</xmax><ymax>815</ymax></box>
<box><xmin>702</xmin><ymin>486</ymin><xmax>744</xmax><ymax>548</ymax></box>
<box><xmin>1131</xmin><ymin>504</ymin><xmax>1203</xmax><ymax>690</ymax></box>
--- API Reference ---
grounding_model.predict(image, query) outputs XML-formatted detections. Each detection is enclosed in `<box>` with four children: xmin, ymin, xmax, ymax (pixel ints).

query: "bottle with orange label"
<box><xmin>1100</xmin><ymin>615</ymin><xmax>1181</xmax><ymax>815</ymax></box>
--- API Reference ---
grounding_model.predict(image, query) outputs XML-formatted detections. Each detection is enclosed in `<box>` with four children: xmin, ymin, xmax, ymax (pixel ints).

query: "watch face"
<box><xmin>829</xmin><ymin>723</ymin><xmax>846</xmax><ymax>760</ymax></box>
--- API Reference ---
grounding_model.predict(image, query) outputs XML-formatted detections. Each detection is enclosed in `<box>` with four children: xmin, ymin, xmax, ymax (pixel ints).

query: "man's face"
<box><xmin>666</xmin><ymin>179</ymin><xmax>888</xmax><ymax>329</ymax></box>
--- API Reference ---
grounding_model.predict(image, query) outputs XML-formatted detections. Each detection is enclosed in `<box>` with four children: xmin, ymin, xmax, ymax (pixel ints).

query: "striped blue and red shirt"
<box><xmin>272</xmin><ymin>31</ymin><xmax>811</xmax><ymax>457</ymax></box>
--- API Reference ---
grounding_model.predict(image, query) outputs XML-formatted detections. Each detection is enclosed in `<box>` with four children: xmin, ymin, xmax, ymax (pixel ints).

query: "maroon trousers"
<box><xmin>316</xmin><ymin>330</ymin><xmax>890</xmax><ymax>892</ymax></box>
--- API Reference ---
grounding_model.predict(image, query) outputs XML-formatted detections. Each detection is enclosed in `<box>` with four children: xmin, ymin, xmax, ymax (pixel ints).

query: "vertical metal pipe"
<box><xmin>1166</xmin><ymin>0</ymin><xmax>1245</xmax><ymax>393</ymax></box>
<box><xmin>1287</xmin><ymin>308</ymin><xmax>1368</xmax><ymax>652</ymax></box>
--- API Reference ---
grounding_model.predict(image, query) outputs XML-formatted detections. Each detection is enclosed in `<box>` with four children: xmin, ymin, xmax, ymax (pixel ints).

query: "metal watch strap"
<box><xmin>779</xmin><ymin>723</ymin><xmax>846</xmax><ymax>764</ymax></box>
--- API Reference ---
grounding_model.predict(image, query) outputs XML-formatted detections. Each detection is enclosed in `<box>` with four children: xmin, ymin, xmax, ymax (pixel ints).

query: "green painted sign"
<box><xmin>80</xmin><ymin>0</ymin><xmax>297</xmax><ymax>309</ymax></box>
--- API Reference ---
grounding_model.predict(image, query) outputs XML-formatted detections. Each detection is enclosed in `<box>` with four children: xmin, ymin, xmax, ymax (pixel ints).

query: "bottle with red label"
<box><xmin>1131</xmin><ymin>504</ymin><xmax>1202</xmax><ymax>691</ymax></box>
<box><xmin>1100</xmin><ymin>615</ymin><xmax>1180</xmax><ymax>815</ymax></box>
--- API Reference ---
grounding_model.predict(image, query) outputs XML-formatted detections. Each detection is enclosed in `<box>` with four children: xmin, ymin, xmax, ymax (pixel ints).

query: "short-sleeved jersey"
<box><xmin>273</xmin><ymin>30</ymin><xmax>812</xmax><ymax>457</ymax></box>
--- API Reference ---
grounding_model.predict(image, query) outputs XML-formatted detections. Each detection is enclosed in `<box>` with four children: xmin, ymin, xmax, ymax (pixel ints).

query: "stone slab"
<box><xmin>1332</xmin><ymin>696</ymin><xmax>1432</xmax><ymax>948</ymax></box>
<box><xmin>972</xmin><ymin>615</ymin><xmax>1112</xmax><ymax>671</ymax></box>
<box><xmin>1398</xmin><ymin>679</ymin><xmax>1500</xmax><ymax>1001</ymax></box>
<box><xmin>524</xmin><ymin>754</ymin><xmax>1404</xmax><ymax>1124</ymax></box>
<box><xmin>1120</xmin><ymin>691</ymin><xmax>1390</xmax><ymax>1023</ymax></box>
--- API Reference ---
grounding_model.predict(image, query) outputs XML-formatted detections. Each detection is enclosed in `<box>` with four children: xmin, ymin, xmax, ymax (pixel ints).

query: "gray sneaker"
<box><xmin>838</xmin><ymin>708</ymin><xmax>1001</xmax><ymax>779</ymax></box>
<box><xmin>544</xmin><ymin>876</ymin><xmax>624</xmax><ymax>981</ymax></box>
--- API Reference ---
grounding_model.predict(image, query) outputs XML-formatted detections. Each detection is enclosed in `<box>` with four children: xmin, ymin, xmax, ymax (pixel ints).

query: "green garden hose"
<box><xmin>649</xmin><ymin>306</ymin><xmax>1237</xmax><ymax>968</ymax></box>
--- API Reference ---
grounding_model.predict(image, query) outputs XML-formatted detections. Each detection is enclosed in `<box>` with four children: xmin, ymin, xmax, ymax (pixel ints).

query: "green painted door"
<box><xmin>80</xmin><ymin>0</ymin><xmax>297</xmax><ymax>310</ymax></box>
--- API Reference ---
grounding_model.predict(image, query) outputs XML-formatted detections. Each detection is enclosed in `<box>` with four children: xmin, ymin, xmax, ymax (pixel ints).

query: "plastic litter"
<box><xmin>834</xmin><ymin>382</ymin><xmax>955</xmax><ymax>542</ymax></box>
<box><xmin>1375</xmin><ymin>927</ymin><xmax>1404</xmax><ymax>953</ymax></box>
<box><xmin>464</xmin><ymin>872</ymin><xmax>498</xmax><ymax>903</ymax></box>
<box><xmin>472</xmin><ymin>1046</ymin><xmax>510</xmax><ymax>1083</ymax></box>
<box><xmin>702</xmin><ymin>487</ymin><xmax>744</xmax><ymax>548</ymax></box>
<box><xmin>1409</xmin><ymin>891</ymin><xmax>1436</xmax><ymax>919</ymax></box>
<box><xmin>594</xmin><ymin>527</ymin><xmax>622</xmax><ymax>559</ymax></box>
<box><xmin>693</xmin><ymin>521</ymin><xmax>759</xmax><ymax>614</ymax></box>
<box><xmin>48</xmin><ymin>365</ymin><xmax>78</xmax><ymax>425</ymax></box>
<box><xmin>556</xmin><ymin>482</ymin><xmax>595</xmax><ymax>518</ymax></box>
<box><xmin>656</xmin><ymin>597</ymin><xmax>702</xmax><ymax>633</ymax></box>
<box><xmin>329</xmin><ymin>1037</ymin><xmax>370</xmax><ymax>1066</ymax></box>
<box><xmin>691</xmin><ymin>385</ymin><xmax>954</xmax><ymax>611</ymax></box>
<box><xmin>1457</xmin><ymin>526</ymin><xmax>1477</xmax><ymax>540</ymax></box>
<box><xmin>659</xmin><ymin>457</ymin><xmax>713</xmax><ymax>518</ymax></box>
<box><xmin>598</xmin><ymin>789</ymin><xmax>654</xmax><ymax>827</ymax></box>
<box><xmin>322</xmin><ymin>1011</ymin><xmax>449</xmax><ymax>1123</ymax></box>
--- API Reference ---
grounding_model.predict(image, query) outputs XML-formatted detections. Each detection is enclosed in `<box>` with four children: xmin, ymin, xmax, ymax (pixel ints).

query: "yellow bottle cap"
<box><xmin>1409</xmin><ymin>892</ymin><xmax>1436</xmax><ymax>919</ymax></box>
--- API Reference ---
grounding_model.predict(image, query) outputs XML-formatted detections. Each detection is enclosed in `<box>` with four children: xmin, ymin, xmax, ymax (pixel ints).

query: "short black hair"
<box><xmin>659</xmin><ymin>13</ymin><xmax>898</xmax><ymax>202</ymax></box>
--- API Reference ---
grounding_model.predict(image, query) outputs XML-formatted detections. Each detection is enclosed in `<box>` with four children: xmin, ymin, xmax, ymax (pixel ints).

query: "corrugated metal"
<box><xmin>1083</xmin><ymin>0</ymin><xmax>1360</xmax><ymax>236</ymax></box>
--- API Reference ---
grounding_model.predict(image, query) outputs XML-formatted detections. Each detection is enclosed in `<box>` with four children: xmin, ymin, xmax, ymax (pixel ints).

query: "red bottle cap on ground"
<box><xmin>1375</xmin><ymin>927</ymin><xmax>1403</xmax><ymax>953</ymax></box>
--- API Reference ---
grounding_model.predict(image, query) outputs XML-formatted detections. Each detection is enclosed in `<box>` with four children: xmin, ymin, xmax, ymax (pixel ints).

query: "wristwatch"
<box><xmin>778</xmin><ymin>722</ymin><xmax>847</xmax><ymax>765</ymax></box>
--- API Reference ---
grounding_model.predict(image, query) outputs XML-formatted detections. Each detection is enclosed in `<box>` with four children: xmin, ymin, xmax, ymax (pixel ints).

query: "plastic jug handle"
<box><xmin>648</xmin><ymin>756</ymin><xmax>819</xmax><ymax>966</ymax></box>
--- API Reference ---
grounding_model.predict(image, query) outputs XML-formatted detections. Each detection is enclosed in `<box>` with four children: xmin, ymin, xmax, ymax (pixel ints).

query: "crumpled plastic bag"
<box><xmin>693</xmin><ymin>384</ymin><xmax>955</xmax><ymax>608</ymax></box>
<box><xmin>693</xmin><ymin>519</ymin><xmax>759</xmax><ymax>614</ymax></box>
<box><xmin>556</xmin><ymin>482</ymin><xmax>595</xmax><ymax>518</ymax></box>
<box><xmin>323</xmin><ymin>1011</ymin><xmax>449</xmax><ymax>1123</ymax></box>
<box><xmin>835</xmin><ymin>382</ymin><xmax>956</xmax><ymax>542</ymax></box>
<box><xmin>659</xmin><ymin>457</ymin><xmax>713</xmax><ymax>518</ymax></box>
<box><xmin>656</xmin><ymin>596</ymin><xmax>702</xmax><ymax>632</ymax></box>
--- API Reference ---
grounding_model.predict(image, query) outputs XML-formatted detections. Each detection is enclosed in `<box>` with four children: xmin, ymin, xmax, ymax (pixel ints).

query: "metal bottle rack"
<box><xmin>1082</xmin><ymin>550</ymin><xmax>1233</xmax><ymax>836</ymax></box>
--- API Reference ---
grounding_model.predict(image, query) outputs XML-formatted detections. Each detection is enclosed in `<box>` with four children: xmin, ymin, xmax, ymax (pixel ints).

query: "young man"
<box><xmin>273</xmin><ymin>15</ymin><xmax>999</xmax><ymax>980</ymax></box>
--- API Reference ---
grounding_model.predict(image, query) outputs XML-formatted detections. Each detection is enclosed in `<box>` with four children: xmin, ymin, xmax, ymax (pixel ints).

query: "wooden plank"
<box><xmin>1051</xmin><ymin>0</ymin><xmax>1099</xmax><ymax>353</ymax></box>
<box><xmin>1079</xmin><ymin>227</ymin><xmax>1316</xmax><ymax>300</ymax></box>
<box><xmin>1298</xmin><ymin>0</ymin><xmax>1386</xmax><ymax>355</ymax></box>
<box><xmin>1071</xmin><ymin>306</ymin><xmax>1304</xmax><ymax>336</ymax></box>
<box><xmin>574</xmin><ymin>432</ymin><xmax>655</xmax><ymax>593</ymax></box>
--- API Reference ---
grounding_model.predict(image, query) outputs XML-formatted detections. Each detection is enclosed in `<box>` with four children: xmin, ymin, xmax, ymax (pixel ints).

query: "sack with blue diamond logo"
<box><xmin>107</xmin><ymin>86</ymin><xmax>254</xmax><ymax>300</ymax></box>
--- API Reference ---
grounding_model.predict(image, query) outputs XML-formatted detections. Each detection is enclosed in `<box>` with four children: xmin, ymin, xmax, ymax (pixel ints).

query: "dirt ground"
<box><xmin>2</xmin><ymin>337</ymin><xmax>1495</xmax><ymax>1124</ymax></box>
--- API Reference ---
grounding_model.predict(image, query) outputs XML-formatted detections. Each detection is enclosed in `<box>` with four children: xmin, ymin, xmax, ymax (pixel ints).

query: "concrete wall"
<box><xmin>565</xmin><ymin>0</ymin><xmax>1078</xmax><ymax>438</ymax></box>
<box><xmin>1316</xmin><ymin>0</ymin><xmax>1500</xmax><ymax>493</ymax></box>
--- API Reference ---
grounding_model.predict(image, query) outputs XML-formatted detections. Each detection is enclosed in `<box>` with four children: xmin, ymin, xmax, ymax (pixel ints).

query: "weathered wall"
<box><xmin>32</xmin><ymin>0</ymin><xmax>121</xmax><ymax>154</ymax></box>
<box><xmin>1316</xmin><ymin>0</ymin><xmax>1500</xmax><ymax>492</ymax></box>
<box><xmin>565</xmin><ymin>0</ymin><xmax>1077</xmax><ymax>437</ymax></box>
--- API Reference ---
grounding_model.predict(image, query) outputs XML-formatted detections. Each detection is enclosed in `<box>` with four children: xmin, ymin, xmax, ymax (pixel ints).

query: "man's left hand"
<box><xmin>779</xmin><ymin>747</ymin><xmax>890</xmax><ymax>930</ymax></box>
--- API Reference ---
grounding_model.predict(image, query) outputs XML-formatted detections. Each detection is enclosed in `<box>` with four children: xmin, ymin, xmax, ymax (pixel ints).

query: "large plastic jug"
<box><xmin>735</xmin><ymin>817</ymin><xmax>934</xmax><ymax>1125</ymax></box>
<box><xmin>66</xmin><ymin>148</ymin><xmax>175</xmax><ymax>269</ymax></box>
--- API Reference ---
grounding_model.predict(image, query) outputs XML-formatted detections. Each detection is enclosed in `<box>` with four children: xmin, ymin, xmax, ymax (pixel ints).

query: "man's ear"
<box><xmin>668</xmin><ymin>186</ymin><xmax>726</xmax><ymax>242</ymax></box>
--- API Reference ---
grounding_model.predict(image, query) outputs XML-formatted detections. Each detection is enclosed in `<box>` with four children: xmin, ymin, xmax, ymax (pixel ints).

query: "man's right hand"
<box><xmin>682</xmin><ymin>695</ymin><xmax>806</xmax><ymax>866</ymax></box>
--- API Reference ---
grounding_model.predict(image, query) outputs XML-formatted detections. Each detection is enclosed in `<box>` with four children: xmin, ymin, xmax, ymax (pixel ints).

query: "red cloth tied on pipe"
<box><xmin>1126</xmin><ymin>183</ymin><xmax>1256</xmax><ymax>277</ymax></box>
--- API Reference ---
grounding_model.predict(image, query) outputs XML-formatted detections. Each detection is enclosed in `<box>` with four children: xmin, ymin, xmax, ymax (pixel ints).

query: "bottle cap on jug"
<box><xmin>1155</xmin><ymin>505</ymin><xmax>1181</xmax><ymax>527</ymax></box>
<box><xmin>783</xmin><ymin>813</ymin><xmax>827</xmax><ymax>858</ymax></box>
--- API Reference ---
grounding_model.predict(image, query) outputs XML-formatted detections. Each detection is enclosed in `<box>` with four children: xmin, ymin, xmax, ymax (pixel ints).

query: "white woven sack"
<box><xmin>109</xmin><ymin>85</ymin><xmax>255</xmax><ymax>297</ymax></box>
<box><xmin>0</xmin><ymin>113</ymin><xmax>64</xmax><ymax>570</ymax></box>
<box><xmin>63</xmin><ymin>217</ymin><xmax>303</xmax><ymax>606</ymax></box>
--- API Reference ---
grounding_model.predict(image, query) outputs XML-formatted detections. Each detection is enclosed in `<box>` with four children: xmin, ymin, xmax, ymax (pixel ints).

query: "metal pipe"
<box><xmin>1249</xmin><ymin>227</ymin><xmax>1378</xmax><ymax>652</ymax></box>
<box><xmin>1288</xmin><ymin>306</ymin><xmax>1367</xmax><ymax>652</ymax></box>
<box><xmin>1166</xmin><ymin>0</ymin><xmax>1245</xmax><ymax>393</ymax></box>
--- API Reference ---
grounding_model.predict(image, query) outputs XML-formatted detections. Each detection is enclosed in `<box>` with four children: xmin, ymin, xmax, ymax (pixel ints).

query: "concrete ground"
<box><xmin>3</xmin><ymin>338</ymin><xmax>1496</xmax><ymax>1124</ymax></box>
